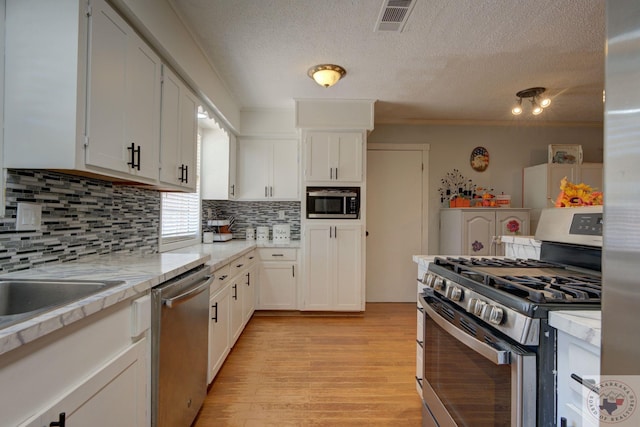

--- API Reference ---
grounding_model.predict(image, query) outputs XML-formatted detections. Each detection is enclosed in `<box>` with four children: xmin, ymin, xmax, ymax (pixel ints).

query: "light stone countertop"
<box><xmin>0</xmin><ymin>240</ymin><xmax>301</xmax><ymax>357</ymax></box>
<box><xmin>170</xmin><ymin>240</ymin><xmax>301</xmax><ymax>270</ymax></box>
<box><xmin>0</xmin><ymin>252</ymin><xmax>209</xmax><ymax>356</ymax></box>
<box><xmin>549</xmin><ymin>310</ymin><xmax>602</xmax><ymax>348</ymax></box>
<box><xmin>499</xmin><ymin>235</ymin><xmax>541</xmax><ymax>246</ymax></box>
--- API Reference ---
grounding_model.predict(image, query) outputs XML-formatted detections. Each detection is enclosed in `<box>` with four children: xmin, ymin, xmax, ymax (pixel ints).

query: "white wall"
<box><xmin>368</xmin><ymin>123</ymin><xmax>604</xmax><ymax>254</ymax></box>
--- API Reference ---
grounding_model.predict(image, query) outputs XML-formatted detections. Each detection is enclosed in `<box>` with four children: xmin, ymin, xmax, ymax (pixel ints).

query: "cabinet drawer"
<box><xmin>229</xmin><ymin>255</ymin><xmax>250</xmax><ymax>277</ymax></box>
<box><xmin>258</xmin><ymin>248</ymin><xmax>297</xmax><ymax>261</ymax></box>
<box><xmin>244</xmin><ymin>250</ymin><xmax>257</xmax><ymax>265</ymax></box>
<box><xmin>212</xmin><ymin>264</ymin><xmax>231</xmax><ymax>290</ymax></box>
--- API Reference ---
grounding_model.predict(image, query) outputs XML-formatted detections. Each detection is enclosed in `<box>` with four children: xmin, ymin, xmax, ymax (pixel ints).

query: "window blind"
<box><xmin>160</xmin><ymin>136</ymin><xmax>201</xmax><ymax>246</ymax></box>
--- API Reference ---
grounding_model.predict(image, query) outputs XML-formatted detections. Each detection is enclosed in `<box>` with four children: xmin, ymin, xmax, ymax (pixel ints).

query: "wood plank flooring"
<box><xmin>192</xmin><ymin>303</ymin><xmax>423</xmax><ymax>427</ymax></box>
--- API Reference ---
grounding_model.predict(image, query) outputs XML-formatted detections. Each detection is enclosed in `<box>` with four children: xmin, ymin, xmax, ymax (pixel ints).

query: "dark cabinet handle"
<box><xmin>236</xmin><ymin>263</ymin><xmax>244</xmax><ymax>268</ymax></box>
<box><xmin>246</xmin><ymin>272</ymin><xmax>250</xmax><ymax>286</ymax></box>
<box><xmin>330</xmin><ymin>168</ymin><xmax>333</xmax><ymax>179</ymax></box>
<box><xmin>233</xmin><ymin>284</ymin><xmax>238</xmax><ymax>300</ymax></box>
<box><xmin>127</xmin><ymin>143</ymin><xmax>141</xmax><ymax>171</ymax></box>
<box><xmin>179</xmin><ymin>164</ymin><xmax>188</xmax><ymax>183</ymax></box>
<box><xmin>571</xmin><ymin>373</ymin><xmax>599</xmax><ymax>393</ymax></box>
<box><xmin>211</xmin><ymin>302</ymin><xmax>218</xmax><ymax>322</ymax></box>
<box><xmin>335</xmin><ymin>167</ymin><xmax>338</xmax><ymax>180</ymax></box>
<box><xmin>292</xmin><ymin>265</ymin><xmax>295</xmax><ymax>277</ymax></box>
<box><xmin>230</xmin><ymin>184</ymin><xmax>235</xmax><ymax>196</ymax></box>
<box><xmin>271</xmin><ymin>254</ymin><xmax>284</xmax><ymax>257</ymax></box>
<box><xmin>219</xmin><ymin>275</ymin><xmax>227</xmax><ymax>281</ymax></box>
<box><xmin>50</xmin><ymin>412</ymin><xmax>66</xmax><ymax>427</ymax></box>
<box><xmin>184</xmin><ymin>165</ymin><xmax>188</xmax><ymax>183</ymax></box>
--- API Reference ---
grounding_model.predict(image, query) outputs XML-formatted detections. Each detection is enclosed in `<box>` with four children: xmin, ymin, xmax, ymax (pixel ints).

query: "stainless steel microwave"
<box><xmin>306</xmin><ymin>187</ymin><xmax>360</xmax><ymax>219</ymax></box>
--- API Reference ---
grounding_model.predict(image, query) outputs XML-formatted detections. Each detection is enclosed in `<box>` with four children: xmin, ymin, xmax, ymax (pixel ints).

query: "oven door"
<box><xmin>419</xmin><ymin>293</ymin><xmax>536</xmax><ymax>427</ymax></box>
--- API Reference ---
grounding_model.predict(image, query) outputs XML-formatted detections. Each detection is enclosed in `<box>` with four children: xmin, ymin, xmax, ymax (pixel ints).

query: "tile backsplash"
<box><xmin>0</xmin><ymin>170</ymin><xmax>160</xmax><ymax>272</ymax></box>
<box><xmin>203</xmin><ymin>200</ymin><xmax>301</xmax><ymax>240</ymax></box>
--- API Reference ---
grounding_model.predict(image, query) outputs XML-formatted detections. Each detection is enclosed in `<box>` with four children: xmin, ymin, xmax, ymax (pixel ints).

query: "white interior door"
<box><xmin>366</xmin><ymin>148</ymin><xmax>425</xmax><ymax>302</ymax></box>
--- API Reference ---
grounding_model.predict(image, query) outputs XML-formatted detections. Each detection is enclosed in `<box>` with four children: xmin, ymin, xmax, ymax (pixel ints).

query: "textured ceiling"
<box><xmin>170</xmin><ymin>0</ymin><xmax>605</xmax><ymax>125</ymax></box>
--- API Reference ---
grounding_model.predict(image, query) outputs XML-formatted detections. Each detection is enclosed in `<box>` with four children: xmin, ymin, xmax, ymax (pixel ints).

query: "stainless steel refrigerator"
<box><xmin>602</xmin><ymin>0</ymin><xmax>640</xmax><ymax>376</ymax></box>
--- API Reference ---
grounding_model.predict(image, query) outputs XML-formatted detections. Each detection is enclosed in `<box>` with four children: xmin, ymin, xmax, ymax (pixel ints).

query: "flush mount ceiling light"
<box><xmin>307</xmin><ymin>64</ymin><xmax>346</xmax><ymax>88</ymax></box>
<box><xmin>511</xmin><ymin>87</ymin><xmax>552</xmax><ymax>116</ymax></box>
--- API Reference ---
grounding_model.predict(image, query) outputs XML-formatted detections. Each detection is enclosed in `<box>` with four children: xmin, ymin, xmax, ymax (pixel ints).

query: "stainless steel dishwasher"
<box><xmin>151</xmin><ymin>265</ymin><xmax>212</xmax><ymax>427</ymax></box>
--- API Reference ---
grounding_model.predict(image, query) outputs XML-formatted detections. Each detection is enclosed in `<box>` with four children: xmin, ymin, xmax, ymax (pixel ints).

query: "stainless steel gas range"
<box><xmin>417</xmin><ymin>206</ymin><xmax>603</xmax><ymax>427</ymax></box>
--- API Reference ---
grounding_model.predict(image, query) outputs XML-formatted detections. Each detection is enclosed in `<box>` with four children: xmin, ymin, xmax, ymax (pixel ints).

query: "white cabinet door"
<box><xmin>160</xmin><ymin>66</ymin><xmax>198</xmax><ymax>190</ymax></box>
<box><xmin>548</xmin><ymin>164</ymin><xmax>576</xmax><ymax>203</ymax></box>
<box><xmin>229</xmin><ymin>277</ymin><xmax>245</xmax><ymax>346</ymax></box>
<box><xmin>237</xmin><ymin>139</ymin><xmax>299</xmax><ymax>200</ymax></box>
<box><xmin>463</xmin><ymin>211</ymin><xmax>495</xmax><ymax>256</ymax></box>
<box><xmin>579</xmin><ymin>163</ymin><xmax>603</xmax><ymax>191</ymax></box>
<box><xmin>201</xmin><ymin>131</ymin><xmax>237</xmax><ymax>199</ymax></box>
<box><xmin>243</xmin><ymin>264</ymin><xmax>257</xmax><ymax>323</ymax></box>
<box><xmin>304</xmin><ymin>225</ymin><xmax>334</xmax><ymax>310</ymax></box>
<box><xmin>208</xmin><ymin>284</ymin><xmax>230</xmax><ymax>384</ymax></box>
<box><xmin>304</xmin><ymin>224</ymin><xmax>363</xmax><ymax>311</ymax></box>
<box><xmin>271</xmin><ymin>140</ymin><xmax>300</xmax><ymax>199</ymax></box>
<box><xmin>27</xmin><ymin>339</ymin><xmax>148</xmax><ymax>427</ymax></box>
<box><xmin>237</xmin><ymin>140</ymin><xmax>271</xmax><ymax>199</ymax></box>
<box><xmin>334</xmin><ymin>224</ymin><xmax>362</xmax><ymax>310</ymax></box>
<box><xmin>304</xmin><ymin>132</ymin><xmax>363</xmax><ymax>183</ymax></box>
<box><xmin>86</xmin><ymin>0</ymin><xmax>161</xmax><ymax>181</ymax></box>
<box><xmin>259</xmin><ymin>263</ymin><xmax>297</xmax><ymax>309</ymax></box>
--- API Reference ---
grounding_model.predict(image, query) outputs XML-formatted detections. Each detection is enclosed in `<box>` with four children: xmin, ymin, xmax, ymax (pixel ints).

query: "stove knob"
<box><xmin>488</xmin><ymin>306</ymin><xmax>504</xmax><ymax>325</ymax></box>
<box><xmin>473</xmin><ymin>300</ymin><xmax>487</xmax><ymax>317</ymax></box>
<box><xmin>445</xmin><ymin>286</ymin><xmax>462</xmax><ymax>301</ymax></box>
<box><xmin>467</xmin><ymin>298</ymin><xmax>478</xmax><ymax>313</ymax></box>
<box><xmin>433</xmin><ymin>277</ymin><xmax>445</xmax><ymax>291</ymax></box>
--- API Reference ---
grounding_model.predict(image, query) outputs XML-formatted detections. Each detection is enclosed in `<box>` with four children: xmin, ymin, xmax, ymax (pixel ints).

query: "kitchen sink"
<box><xmin>0</xmin><ymin>279</ymin><xmax>125</xmax><ymax>330</ymax></box>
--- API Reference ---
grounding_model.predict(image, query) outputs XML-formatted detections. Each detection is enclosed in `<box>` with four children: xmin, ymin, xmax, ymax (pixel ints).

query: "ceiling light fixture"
<box><xmin>511</xmin><ymin>87</ymin><xmax>551</xmax><ymax>116</ymax></box>
<box><xmin>307</xmin><ymin>64</ymin><xmax>346</xmax><ymax>88</ymax></box>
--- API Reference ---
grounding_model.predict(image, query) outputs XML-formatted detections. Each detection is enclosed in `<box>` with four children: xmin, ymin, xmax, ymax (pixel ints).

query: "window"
<box><xmin>159</xmin><ymin>136</ymin><xmax>201</xmax><ymax>251</ymax></box>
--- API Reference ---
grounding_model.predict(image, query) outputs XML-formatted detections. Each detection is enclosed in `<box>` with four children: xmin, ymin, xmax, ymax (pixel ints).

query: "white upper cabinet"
<box><xmin>304</xmin><ymin>131</ymin><xmax>363</xmax><ymax>183</ymax></box>
<box><xmin>236</xmin><ymin>139</ymin><xmax>299</xmax><ymax>200</ymax></box>
<box><xmin>159</xmin><ymin>65</ymin><xmax>198</xmax><ymax>191</ymax></box>
<box><xmin>4</xmin><ymin>0</ymin><xmax>173</xmax><ymax>187</ymax></box>
<box><xmin>201</xmin><ymin>130</ymin><xmax>237</xmax><ymax>200</ymax></box>
<box><xmin>86</xmin><ymin>0</ymin><xmax>161</xmax><ymax>181</ymax></box>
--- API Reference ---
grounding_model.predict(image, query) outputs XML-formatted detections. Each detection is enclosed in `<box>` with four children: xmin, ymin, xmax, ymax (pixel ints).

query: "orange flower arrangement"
<box><xmin>554</xmin><ymin>177</ymin><xmax>603</xmax><ymax>207</ymax></box>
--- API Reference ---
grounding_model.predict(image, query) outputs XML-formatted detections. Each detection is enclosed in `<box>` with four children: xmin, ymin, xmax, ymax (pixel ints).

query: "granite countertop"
<box><xmin>0</xmin><ymin>239</ymin><xmax>301</xmax><ymax>357</ymax></box>
<box><xmin>499</xmin><ymin>235</ymin><xmax>541</xmax><ymax>246</ymax></box>
<box><xmin>549</xmin><ymin>310</ymin><xmax>602</xmax><ymax>348</ymax></box>
<box><xmin>0</xmin><ymin>252</ymin><xmax>209</xmax><ymax>356</ymax></box>
<box><xmin>170</xmin><ymin>240</ymin><xmax>301</xmax><ymax>270</ymax></box>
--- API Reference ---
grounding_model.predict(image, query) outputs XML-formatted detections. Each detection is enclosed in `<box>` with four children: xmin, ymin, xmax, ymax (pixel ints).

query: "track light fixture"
<box><xmin>511</xmin><ymin>87</ymin><xmax>551</xmax><ymax>116</ymax></box>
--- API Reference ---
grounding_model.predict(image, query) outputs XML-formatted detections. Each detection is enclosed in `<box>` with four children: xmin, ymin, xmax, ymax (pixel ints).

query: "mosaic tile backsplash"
<box><xmin>0</xmin><ymin>170</ymin><xmax>160</xmax><ymax>272</ymax></box>
<box><xmin>203</xmin><ymin>200</ymin><xmax>301</xmax><ymax>240</ymax></box>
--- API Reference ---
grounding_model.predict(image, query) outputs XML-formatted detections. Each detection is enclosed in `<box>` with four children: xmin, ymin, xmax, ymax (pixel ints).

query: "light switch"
<box><xmin>16</xmin><ymin>202</ymin><xmax>42</xmax><ymax>231</ymax></box>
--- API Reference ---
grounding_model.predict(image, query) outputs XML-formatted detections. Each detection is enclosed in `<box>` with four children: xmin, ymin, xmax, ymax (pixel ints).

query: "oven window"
<box><xmin>314</xmin><ymin>198</ymin><xmax>342</xmax><ymax>214</ymax></box>
<box><xmin>424</xmin><ymin>315</ymin><xmax>512</xmax><ymax>426</ymax></box>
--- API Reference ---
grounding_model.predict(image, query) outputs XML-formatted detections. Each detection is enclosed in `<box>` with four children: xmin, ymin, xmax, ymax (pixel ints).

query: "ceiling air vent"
<box><xmin>375</xmin><ymin>0</ymin><xmax>416</xmax><ymax>32</ymax></box>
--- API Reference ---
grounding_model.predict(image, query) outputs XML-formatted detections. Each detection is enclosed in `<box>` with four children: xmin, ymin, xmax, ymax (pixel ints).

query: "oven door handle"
<box><xmin>424</xmin><ymin>302</ymin><xmax>510</xmax><ymax>365</ymax></box>
<box><xmin>163</xmin><ymin>276</ymin><xmax>213</xmax><ymax>308</ymax></box>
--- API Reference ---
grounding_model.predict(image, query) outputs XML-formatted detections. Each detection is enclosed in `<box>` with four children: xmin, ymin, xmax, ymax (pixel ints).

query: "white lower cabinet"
<box><xmin>1</xmin><ymin>296</ymin><xmax>150</xmax><ymax>427</ymax></box>
<box><xmin>439</xmin><ymin>208</ymin><xmax>530</xmax><ymax>256</ymax></box>
<box><xmin>257</xmin><ymin>248</ymin><xmax>298</xmax><ymax>310</ymax></box>
<box><xmin>207</xmin><ymin>251</ymin><xmax>256</xmax><ymax>384</ymax></box>
<box><xmin>208</xmin><ymin>282</ymin><xmax>231</xmax><ymax>384</ymax></box>
<box><xmin>304</xmin><ymin>224</ymin><xmax>363</xmax><ymax>311</ymax></box>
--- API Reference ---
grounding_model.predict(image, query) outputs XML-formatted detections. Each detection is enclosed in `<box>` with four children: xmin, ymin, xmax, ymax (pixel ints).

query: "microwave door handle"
<box><xmin>423</xmin><ymin>302</ymin><xmax>510</xmax><ymax>365</ymax></box>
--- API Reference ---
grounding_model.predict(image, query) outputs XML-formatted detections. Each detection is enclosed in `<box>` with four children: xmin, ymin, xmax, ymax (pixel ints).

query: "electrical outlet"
<box><xmin>16</xmin><ymin>202</ymin><xmax>42</xmax><ymax>231</ymax></box>
<box><xmin>278</xmin><ymin>210</ymin><xmax>286</xmax><ymax>220</ymax></box>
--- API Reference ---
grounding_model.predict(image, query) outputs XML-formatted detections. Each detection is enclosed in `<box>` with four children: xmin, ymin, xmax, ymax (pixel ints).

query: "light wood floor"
<box><xmin>192</xmin><ymin>303</ymin><xmax>423</xmax><ymax>427</ymax></box>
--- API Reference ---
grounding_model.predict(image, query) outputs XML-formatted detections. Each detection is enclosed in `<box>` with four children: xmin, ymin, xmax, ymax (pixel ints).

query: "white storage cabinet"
<box><xmin>201</xmin><ymin>131</ymin><xmax>237</xmax><ymax>200</ymax></box>
<box><xmin>1</xmin><ymin>296</ymin><xmax>150</xmax><ymax>427</ymax></box>
<box><xmin>208</xmin><ymin>250</ymin><xmax>257</xmax><ymax>383</ymax></box>
<box><xmin>303</xmin><ymin>224</ymin><xmax>363</xmax><ymax>311</ymax></box>
<box><xmin>523</xmin><ymin>162</ymin><xmax>603</xmax><ymax>231</ymax></box>
<box><xmin>159</xmin><ymin>65</ymin><xmax>198</xmax><ymax>191</ymax></box>
<box><xmin>304</xmin><ymin>131</ymin><xmax>363</xmax><ymax>183</ymax></box>
<box><xmin>257</xmin><ymin>248</ymin><xmax>298</xmax><ymax>310</ymax></box>
<box><xmin>236</xmin><ymin>139</ymin><xmax>299</xmax><ymax>200</ymax></box>
<box><xmin>4</xmin><ymin>0</ymin><xmax>162</xmax><ymax>185</ymax></box>
<box><xmin>439</xmin><ymin>208</ymin><xmax>530</xmax><ymax>256</ymax></box>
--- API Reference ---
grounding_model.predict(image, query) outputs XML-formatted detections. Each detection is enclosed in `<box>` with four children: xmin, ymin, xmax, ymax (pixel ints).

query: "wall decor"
<box><xmin>470</xmin><ymin>146</ymin><xmax>489</xmax><ymax>171</ymax></box>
